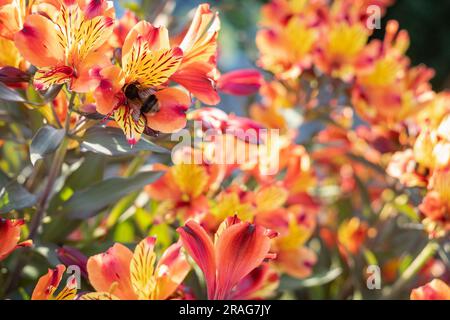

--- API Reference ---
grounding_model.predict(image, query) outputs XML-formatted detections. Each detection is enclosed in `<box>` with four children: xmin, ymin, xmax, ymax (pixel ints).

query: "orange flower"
<box><xmin>351</xmin><ymin>21</ymin><xmax>435</xmax><ymax>126</ymax></box>
<box><xmin>93</xmin><ymin>20</ymin><xmax>190</xmax><ymax>144</ymax></box>
<box><xmin>0</xmin><ymin>218</ymin><xmax>32</xmax><ymax>261</ymax></box>
<box><xmin>419</xmin><ymin>191</ymin><xmax>447</xmax><ymax>221</ymax></box>
<box><xmin>337</xmin><ymin>217</ymin><xmax>368</xmax><ymax>255</ymax></box>
<box><xmin>410</xmin><ymin>279</ymin><xmax>450</xmax><ymax>300</ymax></box>
<box><xmin>256</xmin><ymin>15</ymin><xmax>317</xmax><ymax>79</ymax></box>
<box><xmin>84</xmin><ymin>237</ymin><xmax>190</xmax><ymax>300</ymax></box>
<box><xmin>177</xmin><ymin>216</ymin><xmax>277</xmax><ymax>299</ymax></box>
<box><xmin>14</xmin><ymin>0</ymin><xmax>115</xmax><ymax>91</ymax></box>
<box><xmin>31</xmin><ymin>264</ymin><xmax>77</xmax><ymax>300</ymax></box>
<box><xmin>387</xmin><ymin>149</ymin><xmax>428</xmax><ymax>188</ymax></box>
<box><xmin>109</xmin><ymin>9</ymin><xmax>138</xmax><ymax>48</ymax></box>
<box><xmin>256</xmin><ymin>203</ymin><xmax>318</xmax><ymax>279</ymax></box>
<box><xmin>145</xmin><ymin>159</ymin><xmax>224</xmax><ymax>221</ymax></box>
<box><xmin>171</xmin><ymin>3</ymin><xmax>220</xmax><ymax>105</ymax></box>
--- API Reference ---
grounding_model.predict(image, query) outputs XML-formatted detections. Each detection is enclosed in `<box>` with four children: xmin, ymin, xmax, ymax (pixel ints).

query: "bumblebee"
<box><xmin>124</xmin><ymin>83</ymin><xmax>160</xmax><ymax>121</ymax></box>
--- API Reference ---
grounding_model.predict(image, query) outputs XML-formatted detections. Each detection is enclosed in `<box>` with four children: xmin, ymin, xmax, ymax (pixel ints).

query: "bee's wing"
<box><xmin>138</xmin><ymin>88</ymin><xmax>155</xmax><ymax>101</ymax></box>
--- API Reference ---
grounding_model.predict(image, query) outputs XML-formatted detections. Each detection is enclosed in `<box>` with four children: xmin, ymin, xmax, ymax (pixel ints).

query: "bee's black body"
<box><xmin>124</xmin><ymin>83</ymin><xmax>159</xmax><ymax>114</ymax></box>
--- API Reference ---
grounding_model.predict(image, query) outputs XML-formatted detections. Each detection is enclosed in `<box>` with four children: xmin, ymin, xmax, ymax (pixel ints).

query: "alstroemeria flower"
<box><xmin>32</xmin><ymin>264</ymin><xmax>77</xmax><ymax>300</ymax></box>
<box><xmin>94</xmin><ymin>21</ymin><xmax>189</xmax><ymax>144</ymax></box>
<box><xmin>410</xmin><ymin>279</ymin><xmax>450</xmax><ymax>300</ymax></box>
<box><xmin>0</xmin><ymin>218</ymin><xmax>32</xmax><ymax>261</ymax></box>
<box><xmin>14</xmin><ymin>0</ymin><xmax>115</xmax><ymax>91</ymax></box>
<box><xmin>337</xmin><ymin>217</ymin><xmax>369</xmax><ymax>255</ymax></box>
<box><xmin>177</xmin><ymin>216</ymin><xmax>277</xmax><ymax>300</ymax></box>
<box><xmin>84</xmin><ymin>237</ymin><xmax>190</xmax><ymax>300</ymax></box>
<box><xmin>145</xmin><ymin>145</ymin><xmax>227</xmax><ymax>222</ymax></box>
<box><xmin>351</xmin><ymin>21</ymin><xmax>435</xmax><ymax>126</ymax></box>
<box><xmin>171</xmin><ymin>3</ymin><xmax>220</xmax><ymax>105</ymax></box>
<box><xmin>256</xmin><ymin>199</ymin><xmax>318</xmax><ymax>279</ymax></box>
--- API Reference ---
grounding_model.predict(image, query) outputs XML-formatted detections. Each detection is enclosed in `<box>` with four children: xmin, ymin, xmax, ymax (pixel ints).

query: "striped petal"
<box><xmin>122</xmin><ymin>36</ymin><xmax>183</xmax><ymax>88</ymax></box>
<box><xmin>114</xmin><ymin>105</ymin><xmax>146</xmax><ymax>145</ymax></box>
<box><xmin>122</xmin><ymin>21</ymin><xmax>171</xmax><ymax>56</ymax></box>
<box><xmin>214</xmin><ymin>220</ymin><xmax>275</xmax><ymax>300</ymax></box>
<box><xmin>73</xmin><ymin>15</ymin><xmax>114</xmax><ymax>63</ymax></box>
<box><xmin>130</xmin><ymin>237</ymin><xmax>157</xmax><ymax>300</ymax></box>
<box><xmin>31</xmin><ymin>265</ymin><xmax>66</xmax><ymax>300</ymax></box>
<box><xmin>179</xmin><ymin>3</ymin><xmax>220</xmax><ymax>65</ymax></box>
<box><xmin>34</xmin><ymin>65</ymin><xmax>74</xmax><ymax>90</ymax></box>
<box><xmin>154</xmin><ymin>242</ymin><xmax>191</xmax><ymax>300</ymax></box>
<box><xmin>177</xmin><ymin>220</ymin><xmax>216</xmax><ymax>299</ymax></box>
<box><xmin>79</xmin><ymin>292</ymin><xmax>120</xmax><ymax>300</ymax></box>
<box><xmin>54</xmin><ymin>276</ymin><xmax>78</xmax><ymax>300</ymax></box>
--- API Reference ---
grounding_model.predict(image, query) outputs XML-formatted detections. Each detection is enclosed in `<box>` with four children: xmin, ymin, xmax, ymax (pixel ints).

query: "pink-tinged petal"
<box><xmin>31</xmin><ymin>265</ymin><xmax>65</xmax><ymax>300</ymax></box>
<box><xmin>177</xmin><ymin>220</ymin><xmax>216</xmax><ymax>299</ymax></box>
<box><xmin>146</xmin><ymin>88</ymin><xmax>190</xmax><ymax>133</ymax></box>
<box><xmin>187</xmin><ymin>107</ymin><xmax>228</xmax><ymax>131</ymax></box>
<box><xmin>87</xmin><ymin>243</ymin><xmax>137</xmax><ymax>300</ymax></box>
<box><xmin>154</xmin><ymin>241</ymin><xmax>191</xmax><ymax>300</ymax></box>
<box><xmin>217</xmin><ymin>69</ymin><xmax>263</xmax><ymax>96</ymax></box>
<box><xmin>276</xmin><ymin>247</ymin><xmax>317</xmax><ymax>279</ymax></box>
<box><xmin>230</xmin><ymin>263</ymin><xmax>279</xmax><ymax>300</ymax></box>
<box><xmin>410</xmin><ymin>279</ymin><xmax>450</xmax><ymax>300</ymax></box>
<box><xmin>171</xmin><ymin>61</ymin><xmax>220</xmax><ymax>105</ymax></box>
<box><xmin>179</xmin><ymin>3</ymin><xmax>220</xmax><ymax>65</ymax></box>
<box><xmin>14</xmin><ymin>14</ymin><xmax>65</xmax><ymax>67</ymax></box>
<box><xmin>93</xmin><ymin>65</ymin><xmax>125</xmax><ymax>115</ymax></box>
<box><xmin>122</xmin><ymin>21</ymin><xmax>171</xmax><ymax>58</ymax></box>
<box><xmin>83</xmin><ymin>0</ymin><xmax>108</xmax><ymax>19</ymax></box>
<box><xmin>71</xmin><ymin>50</ymin><xmax>112</xmax><ymax>92</ymax></box>
<box><xmin>214</xmin><ymin>221</ymin><xmax>275</xmax><ymax>299</ymax></box>
<box><xmin>112</xmin><ymin>10</ymin><xmax>139</xmax><ymax>47</ymax></box>
<box><xmin>0</xmin><ymin>218</ymin><xmax>29</xmax><ymax>261</ymax></box>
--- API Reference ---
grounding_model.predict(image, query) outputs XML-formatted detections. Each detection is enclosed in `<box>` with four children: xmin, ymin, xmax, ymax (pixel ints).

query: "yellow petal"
<box><xmin>171</xmin><ymin>163</ymin><xmax>208</xmax><ymax>200</ymax></box>
<box><xmin>130</xmin><ymin>237</ymin><xmax>157</xmax><ymax>300</ymax></box>
<box><xmin>114</xmin><ymin>105</ymin><xmax>146</xmax><ymax>145</ymax></box>
<box><xmin>79</xmin><ymin>292</ymin><xmax>120</xmax><ymax>300</ymax></box>
<box><xmin>122</xmin><ymin>38</ymin><xmax>183</xmax><ymax>87</ymax></box>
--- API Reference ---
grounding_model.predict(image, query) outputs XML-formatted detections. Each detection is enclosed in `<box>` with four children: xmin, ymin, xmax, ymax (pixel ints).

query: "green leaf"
<box><xmin>363</xmin><ymin>249</ymin><xmax>378</xmax><ymax>266</ymax></box>
<box><xmin>64</xmin><ymin>170</ymin><xmax>163</xmax><ymax>219</ymax></box>
<box><xmin>114</xmin><ymin>220</ymin><xmax>135</xmax><ymax>242</ymax></box>
<box><xmin>30</xmin><ymin>126</ymin><xmax>65</xmax><ymax>166</ymax></box>
<box><xmin>43</xmin><ymin>153</ymin><xmax>105</xmax><ymax>241</ymax></box>
<box><xmin>80</xmin><ymin>126</ymin><xmax>169</xmax><ymax>156</ymax></box>
<box><xmin>0</xmin><ymin>170</ymin><xmax>37</xmax><ymax>214</ymax></box>
<box><xmin>279</xmin><ymin>268</ymin><xmax>342</xmax><ymax>290</ymax></box>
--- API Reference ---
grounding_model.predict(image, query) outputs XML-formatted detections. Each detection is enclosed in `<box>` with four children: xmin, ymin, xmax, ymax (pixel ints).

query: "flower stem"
<box><xmin>28</xmin><ymin>137</ymin><xmax>68</xmax><ymax>239</ymax></box>
<box><xmin>382</xmin><ymin>240</ymin><xmax>439</xmax><ymax>299</ymax></box>
<box><xmin>1</xmin><ymin>91</ymin><xmax>75</xmax><ymax>297</ymax></box>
